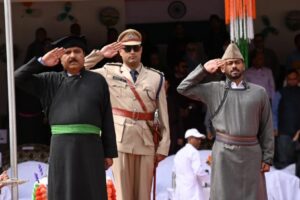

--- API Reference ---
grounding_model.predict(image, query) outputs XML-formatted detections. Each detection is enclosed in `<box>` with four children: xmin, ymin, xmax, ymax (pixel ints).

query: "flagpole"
<box><xmin>3</xmin><ymin>0</ymin><xmax>19</xmax><ymax>199</ymax></box>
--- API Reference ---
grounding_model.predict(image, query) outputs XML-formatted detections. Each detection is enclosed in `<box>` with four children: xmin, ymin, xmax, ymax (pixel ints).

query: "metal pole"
<box><xmin>3</xmin><ymin>0</ymin><xmax>18</xmax><ymax>199</ymax></box>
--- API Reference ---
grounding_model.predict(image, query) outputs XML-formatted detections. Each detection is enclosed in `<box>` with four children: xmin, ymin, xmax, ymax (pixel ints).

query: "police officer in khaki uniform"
<box><xmin>85</xmin><ymin>29</ymin><xmax>170</xmax><ymax>200</ymax></box>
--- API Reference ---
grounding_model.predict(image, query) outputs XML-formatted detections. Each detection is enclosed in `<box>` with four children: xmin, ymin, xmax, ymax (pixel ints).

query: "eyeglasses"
<box><xmin>124</xmin><ymin>45</ymin><xmax>141</xmax><ymax>53</ymax></box>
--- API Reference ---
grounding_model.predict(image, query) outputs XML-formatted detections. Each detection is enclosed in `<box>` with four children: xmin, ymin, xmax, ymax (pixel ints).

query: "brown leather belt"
<box><xmin>216</xmin><ymin>132</ymin><xmax>258</xmax><ymax>146</ymax></box>
<box><xmin>112</xmin><ymin>108</ymin><xmax>154</xmax><ymax>121</ymax></box>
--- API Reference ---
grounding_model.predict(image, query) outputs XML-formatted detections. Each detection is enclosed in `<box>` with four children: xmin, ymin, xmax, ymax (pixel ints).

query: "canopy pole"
<box><xmin>3</xmin><ymin>0</ymin><xmax>18</xmax><ymax>199</ymax></box>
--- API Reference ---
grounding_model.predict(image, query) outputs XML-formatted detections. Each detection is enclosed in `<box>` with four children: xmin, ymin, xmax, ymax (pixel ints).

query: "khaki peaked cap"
<box><xmin>117</xmin><ymin>29</ymin><xmax>142</xmax><ymax>45</ymax></box>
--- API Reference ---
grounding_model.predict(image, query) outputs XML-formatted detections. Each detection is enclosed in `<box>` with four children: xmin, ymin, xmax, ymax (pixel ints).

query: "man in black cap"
<box><xmin>15</xmin><ymin>35</ymin><xmax>120</xmax><ymax>200</ymax></box>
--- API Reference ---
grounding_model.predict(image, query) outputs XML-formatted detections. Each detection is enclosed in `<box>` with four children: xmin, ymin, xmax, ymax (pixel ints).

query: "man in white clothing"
<box><xmin>173</xmin><ymin>128</ymin><xmax>208</xmax><ymax>200</ymax></box>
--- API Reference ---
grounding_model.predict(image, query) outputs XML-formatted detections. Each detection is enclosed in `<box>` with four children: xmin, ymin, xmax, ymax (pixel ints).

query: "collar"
<box><xmin>65</xmin><ymin>68</ymin><xmax>85</xmax><ymax>77</ymax></box>
<box><xmin>67</xmin><ymin>72</ymin><xmax>80</xmax><ymax>77</ymax></box>
<box><xmin>231</xmin><ymin>81</ymin><xmax>245</xmax><ymax>89</ymax></box>
<box><xmin>225</xmin><ymin>79</ymin><xmax>249</xmax><ymax>90</ymax></box>
<box><xmin>186</xmin><ymin>143</ymin><xmax>197</xmax><ymax>150</ymax></box>
<box><xmin>123</xmin><ymin>63</ymin><xmax>142</xmax><ymax>74</ymax></box>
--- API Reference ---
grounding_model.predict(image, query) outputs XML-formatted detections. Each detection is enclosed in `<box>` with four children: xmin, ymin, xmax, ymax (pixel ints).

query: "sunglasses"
<box><xmin>124</xmin><ymin>45</ymin><xmax>141</xmax><ymax>53</ymax></box>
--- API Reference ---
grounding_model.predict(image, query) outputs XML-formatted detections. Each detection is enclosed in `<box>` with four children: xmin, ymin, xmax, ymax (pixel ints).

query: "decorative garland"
<box><xmin>21</xmin><ymin>2</ymin><xmax>42</xmax><ymax>18</ymax></box>
<box><xmin>260</xmin><ymin>15</ymin><xmax>279</xmax><ymax>37</ymax></box>
<box><xmin>32</xmin><ymin>183</ymin><xmax>47</xmax><ymax>200</ymax></box>
<box><xmin>31</xmin><ymin>166</ymin><xmax>117</xmax><ymax>200</ymax></box>
<box><xmin>32</xmin><ymin>165</ymin><xmax>47</xmax><ymax>200</ymax></box>
<box><xmin>22</xmin><ymin>2</ymin><xmax>34</xmax><ymax>14</ymax></box>
<box><xmin>224</xmin><ymin>0</ymin><xmax>256</xmax><ymax>67</ymax></box>
<box><xmin>57</xmin><ymin>2</ymin><xmax>76</xmax><ymax>22</ymax></box>
<box><xmin>32</xmin><ymin>179</ymin><xmax>117</xmax><ymax>200</ymax></box>
<box><xmin>106</xmin><ymin>178</ymin><xmax>117</xmax><ymax>200</ymax></box>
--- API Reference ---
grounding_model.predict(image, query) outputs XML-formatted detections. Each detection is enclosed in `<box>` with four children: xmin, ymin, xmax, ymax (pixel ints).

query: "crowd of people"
<box><xmin>0</xmin><ymin>13</ymin><xmax>299</xmax><ymax>200</ymax></box>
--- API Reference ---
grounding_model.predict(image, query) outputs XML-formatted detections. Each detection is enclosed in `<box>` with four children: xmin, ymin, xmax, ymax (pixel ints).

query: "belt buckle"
<box><xmin>132</xmin><ymin>110</ymin><xmax>139</xmax><ymax>120</ymax></box>
<box><xmin>224</xmin><ymin>143</ymin><xmax>239</xmax><ymax>150</ymax></box>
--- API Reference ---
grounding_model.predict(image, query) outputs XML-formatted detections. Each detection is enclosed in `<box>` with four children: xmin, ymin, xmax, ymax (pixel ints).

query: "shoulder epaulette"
<box><xmin>106</xmin><ymin>62</ymin><xmax>122</xmax><ymax>67</ymax></box>
<box><xmin>143</xmin><ymin>66</ymin><xmax>165</xmax><ymax>100</ymax></box>
<box><xmin>144</xmin><ymin>66</ymin><xmax>164</xmax><ymax>76</ymax></box>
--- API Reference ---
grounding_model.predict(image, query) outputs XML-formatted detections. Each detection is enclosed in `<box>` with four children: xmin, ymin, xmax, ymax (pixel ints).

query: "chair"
<box><xmin>265</xmin><ymin>170</ymin><xmax>300</xmax><ymax>200</ymax></box>
<box><xmin>155</xmin><ymin>150</ymin><xmax>300</xmax><ymax>200</ymax></box>
<box><xmin>7</xmin><ymin>161</ymin><xmax>49</xmax><ymax>200</ymax></box>
<box><xmin>2</xmin><ymin>143</ymin><xmax>49</xmax><ymax>170</ymax></box>
<box><xmin>2</xmin><ymin>144</ymin><xmax>49</xmax><ymax>200</ymax></box>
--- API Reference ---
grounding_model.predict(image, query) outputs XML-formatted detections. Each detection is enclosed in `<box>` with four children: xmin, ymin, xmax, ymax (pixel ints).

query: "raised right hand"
<box><xmin>100</xmin><ymin>42</ymin><xmax>124</xmax><ymax>58</ymax></box>
<box><xmin>203</xmin><ymin>59</ymin><xmax>225</xmax><ymax>74</ymax></box>
<box><xmin>41</xmin><ymin>47</ymin><xmax>65</xmax><ymax>67</ymax></box>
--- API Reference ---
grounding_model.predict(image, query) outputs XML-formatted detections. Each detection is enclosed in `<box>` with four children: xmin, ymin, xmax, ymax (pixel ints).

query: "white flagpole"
<box><xmin>3</xmin><ymin>0</ymin><xmax>18</xmax><ymax>199</ymax></box>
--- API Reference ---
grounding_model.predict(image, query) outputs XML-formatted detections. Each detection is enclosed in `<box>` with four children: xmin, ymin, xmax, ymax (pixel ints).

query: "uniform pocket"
<box><xmin>143</xmin><ymin>85</ymin><xmax>156</xmax><ymax>101</ymax></box>
<box><xmin>113</xmin><ymin>116</ymin><xmax>126</xmax><ymax>142</ymax></box>
<box><xmin>142</xmin><ymin>123</ymin><xmax>154</xmax><ymax>146</ymax></box>
<box><xmin>110</xmin><ymin>81</ymin><xmax>127</xmax><ymax>98</ymax></box>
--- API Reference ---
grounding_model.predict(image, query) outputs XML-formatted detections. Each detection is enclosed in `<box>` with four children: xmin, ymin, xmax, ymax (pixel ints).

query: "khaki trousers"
<box><xmin>112</xmin><ymin>152</ymin><xmax>154</xmax><ymax>200</ymax></box>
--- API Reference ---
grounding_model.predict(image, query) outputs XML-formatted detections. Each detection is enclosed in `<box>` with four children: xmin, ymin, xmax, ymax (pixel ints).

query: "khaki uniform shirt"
<box><xmin>85</xmin><ymin>51</ymin><xmax>170</xmax><ymax>156</ymax></box>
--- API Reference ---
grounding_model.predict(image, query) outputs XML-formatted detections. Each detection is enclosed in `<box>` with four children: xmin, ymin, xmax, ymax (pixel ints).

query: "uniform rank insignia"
<box><xmin>112</xmin><ymin>76</ymin><xmax>127</xmax><ymax>83</ymax></box>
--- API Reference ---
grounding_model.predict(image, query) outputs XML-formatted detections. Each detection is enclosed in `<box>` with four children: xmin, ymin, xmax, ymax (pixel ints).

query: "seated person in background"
<box><xmin>173</xmin><ymin>128</ymin><xmax>208</xmax><ymax>200</ymax></box>
<box><xmin>250</xmin><ymin>33</ymin><xmax>280</xmax><ymax>85</ymax></box>
<box><xmin>245</xmin><ymin>51</ymin><xmax>275</xmax><ymax>102</ymax></box>
<box><xmin>286</xmin><ymin>33</ymin><xmax>300</xmax><ymax>73</ymax></box>
<box><xmin>272</xmin><ymin>70</ymin><xmax>300</xmax><ymax>169</ymax></box>
<box><xmin>165</xmin><ymin>76</ymin><xmax>184</xmax><ymax>155</ymax></box>
<box><xmin>24</xmin><ymin>27</ymin><xmax>48</xmax><ymax>64</ymax></box>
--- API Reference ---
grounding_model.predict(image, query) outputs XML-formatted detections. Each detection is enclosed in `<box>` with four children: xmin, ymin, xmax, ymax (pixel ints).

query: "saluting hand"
<box><xmin>99</xmin><ymin>42</ymin><xmax>124</xmax><ymax>58</ymax></box>
<box><xmin>203</xmin><ymin>59</ymin><xmax>225</xmax><ymax>74</ymax></box>
<box><xmin>41</xmin><ymin>48</ymin><xmax>65</xmax><ymax>67</ymax></box>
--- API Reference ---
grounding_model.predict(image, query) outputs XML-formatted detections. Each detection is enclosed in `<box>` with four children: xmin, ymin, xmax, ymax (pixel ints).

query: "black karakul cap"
<box><xmin>51</xmin><ymin>35</ymin><xmax>87</xmax><ymax>52</ymax></box>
